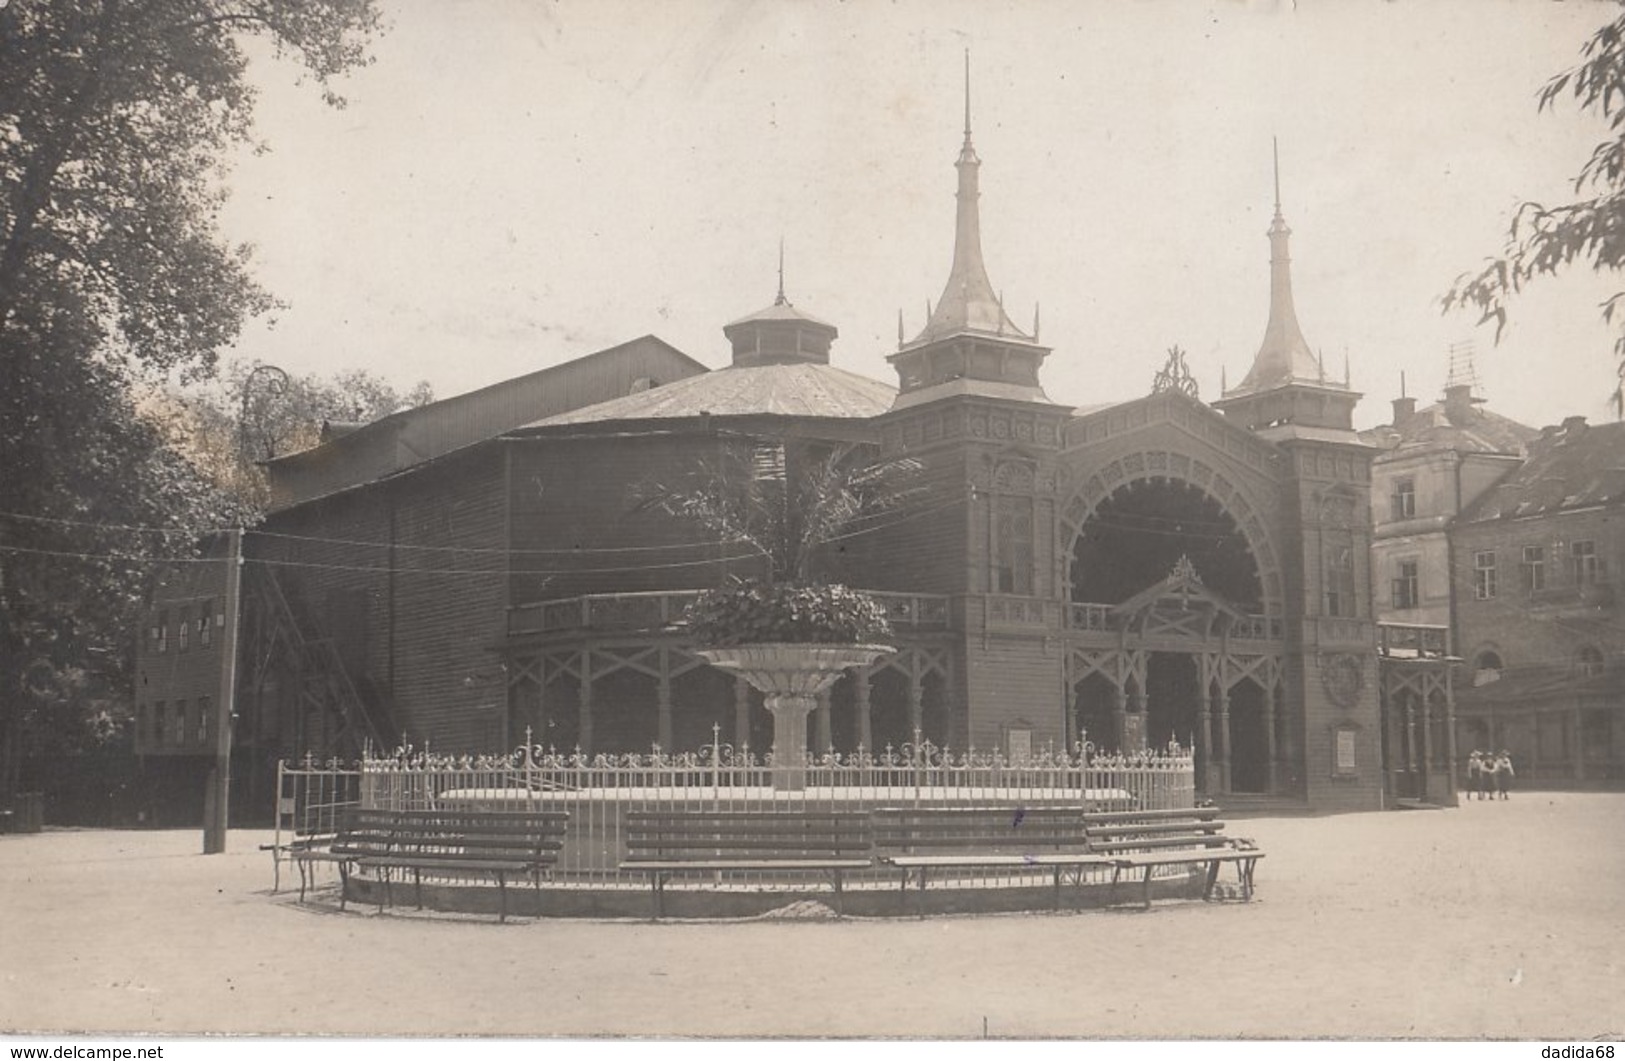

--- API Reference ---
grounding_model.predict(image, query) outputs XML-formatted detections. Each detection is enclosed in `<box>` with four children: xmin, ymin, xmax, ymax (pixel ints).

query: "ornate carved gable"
<box><xmin>1063</xmin><ymin>390</ymin><xmax>1284</xmax><ymax>486</ymax></box>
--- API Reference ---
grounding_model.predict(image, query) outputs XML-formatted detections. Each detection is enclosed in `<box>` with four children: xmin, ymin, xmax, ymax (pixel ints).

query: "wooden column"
<box><xmin>1419</xmin><ymin>694</ymin><xmax>1432</xmax><ymax>801</ymax></box>
<box><xmin>577</xmin><ymin>649</ymin><xmax>593</xmax><ymax>757</ymax></box>
<box><xmin>656</xmin><ymin>648</ymin><xmax>674</xmax><ymax>753</ymax></box>
<box><xmin>1572</xmin><ymin>704</ymin><xmax>1586</xmax><ymax>783</ymax></box>
<box><xmin>907</xmin><ymin>657</ymin><xmax>924</xmax><ymax>737</ymax></box>
<box><xmin>1112</xmin><ymin>683</ymin><xmax>1129</xmax><ymax>754</ymax></box>
<box><xmin>1263</xmin><ymin>677</ymin><xmax>1278</xmax><ymax>794</ymax></box>
<box><xmin>1217</xmin><ymin>688</ymin><xmax>1232</xmax><ymax>793</ymax></box>
<box><xmin>733</xmin><ymin>677</ymin><xmax>751</xmax><ymax>753</ymax></box>
<box><xmin>855</xmin><ymin>665</ymin><xmax>873</xmax><ymax>753</ymax></box>
<box><xmin>1198</xmin><ymin>683</ymin><xmax>1215</xmax><ymax>794</ymax></box>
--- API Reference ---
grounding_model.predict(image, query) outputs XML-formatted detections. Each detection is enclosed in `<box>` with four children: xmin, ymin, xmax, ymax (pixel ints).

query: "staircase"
<box><xmin>253</xmin><ymin>571</ymin><xmax>397</xmax><ymax>757</ymax></box>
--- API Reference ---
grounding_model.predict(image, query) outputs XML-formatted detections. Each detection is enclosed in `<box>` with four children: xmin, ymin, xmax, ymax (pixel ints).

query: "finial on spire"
<box><xmin>1400</xmin><ymin>370</ymin><xmax>1407</xmax><ymax>399</ymax></box>
<box><xmin>1222</xmin><ymin>365</ymin><xmax>1228</xmax><ymax>394</ymax></box>
<box><xmin>1272</xmin><ymin>136</ymin><xmax>1282</xmax><ymax>216</ymax></box>
<box><xmin>964</xmin><ymin>48</ymin><xmax>972</xmax><ymax>141</ymax></box>
<box><xmin>897</xmin><ymin>309</ymin><xmax>905</xmax><ymax>349</ymax></box>
<box><xmin>1033</xmin><ymin>302</ymin><xmax>1041</xmax><ymax>342</ymax></box>
<box><xmin>1344</xmin><ymin>349</ymin><xmax>1350</xmax><ymax>387</ymax></box>
<box><xmin>775</xmin><ymin>238</ymin><xmax>786</xmax><ymax>305</ymax></box>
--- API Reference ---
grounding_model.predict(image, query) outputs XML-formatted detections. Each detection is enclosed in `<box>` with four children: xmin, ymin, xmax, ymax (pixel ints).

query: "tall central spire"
<box><xmin>1229</xmin><ymin>139</ymin><xmax>1328</xmax><ymax>396</ymax></box>
<box><xmin>908</xmin><ymin>51</ymin><xmax>1028</xmax><ymax>347</ymax></box>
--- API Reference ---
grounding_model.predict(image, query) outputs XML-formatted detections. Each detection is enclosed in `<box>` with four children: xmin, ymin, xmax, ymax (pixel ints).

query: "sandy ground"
<box><xmin>1</xmin><ymin>792</ymin><xmax>1622</xmax><ymax>1040</ymax></box>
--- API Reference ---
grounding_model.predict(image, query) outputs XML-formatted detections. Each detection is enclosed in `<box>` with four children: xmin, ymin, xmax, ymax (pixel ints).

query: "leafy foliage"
<box><xmin>147</xmin><ymin>361</ymin><xmax>433</xmax><ymax>512</ymax></box>
<box><xmin>636</xmin><ymin>437</ymin><xmax>920</xmax><ymax>646</ymax></box>
<box><xmin>635</xmin><ymin>439</ymin><xmax>923</xmax><ymax>585</ymax></box>
<box><xmin>683</xmin><ymin>580</ymin><xmax>892</xmax><ymax>648</ymax></box>
<box><xmin>1444</xmin><ymin>2</ymin><xmax>1625</xmax><ymax>415</ymax></box>
<box><xmin>0</xmin><ymin>1</ymin><xmax>381</xmax><ymax>801</ymax></box>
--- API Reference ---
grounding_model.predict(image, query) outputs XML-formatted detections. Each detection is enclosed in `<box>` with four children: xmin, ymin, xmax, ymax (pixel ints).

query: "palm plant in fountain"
<box><xmin>635</xmin><ymin>437</ymin><xmax>923</xmax><ymax>788</ymax></box>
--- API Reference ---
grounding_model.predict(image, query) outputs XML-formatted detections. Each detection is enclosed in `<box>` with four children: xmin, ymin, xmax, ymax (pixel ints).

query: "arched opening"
<box><xmin>1228</xmin><ymin>679</ymin><xmax>1269</xmax><ymax>793</ymax></box>
<box><xmin>1073</xmin><ymin>672</ymin><xmax>1119</xmax><ymax>752</ymax></box>
<box><xmin>1072</xmin><ymin>479</ymin><xmax>1262</xmax><ymax>611</ymax></box>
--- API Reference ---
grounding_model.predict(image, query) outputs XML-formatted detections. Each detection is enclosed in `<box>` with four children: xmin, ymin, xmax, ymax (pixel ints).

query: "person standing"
<box><xmin>1495</xmin><ymin>750</ymin><xmax>1514</xmax><ymax>800</ymax></box>
<box><xmin>1480</xmin><ymin>751</ymin><xmax>1500</xmax><ymax>802</ymax></box>
<box><xmin>1467</xmin><ymin>750</ymin><xmax>1483</xmax><ymax>800</ymax></box>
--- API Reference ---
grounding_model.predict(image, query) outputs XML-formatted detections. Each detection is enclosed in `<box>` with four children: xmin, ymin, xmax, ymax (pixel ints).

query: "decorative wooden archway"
<box><xmin>1062</xmin><ymin>557</ymin><xmax>1284</xmax><ymax>795</ymax></box>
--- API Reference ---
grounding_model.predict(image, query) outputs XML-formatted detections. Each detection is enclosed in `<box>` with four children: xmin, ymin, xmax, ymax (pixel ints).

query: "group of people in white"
<box><xmin>1465</xmin><ymin>749</ymin><xmax>1514</xmax><ymax>800</ymax></box>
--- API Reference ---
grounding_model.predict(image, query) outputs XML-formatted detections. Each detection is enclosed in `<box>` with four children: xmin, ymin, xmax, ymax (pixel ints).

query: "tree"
<box><xmin>635</xmin><ymin>439</ymin><xmax>923</xmax><ymax>587</ymax></box>
<box><xmin>1444</xmin><ymin>2</ymin><xmax>1625</xmax><ymax>417</ymax></box>
<box><xmin>0</xmin><ymin>1</ymin><xmax>381</xmax><ymax>803</ymax></box>
<box><xmin>148</xmin><ymin>361</ymin><xmax>434</xmax><ymax>513</ymax></box>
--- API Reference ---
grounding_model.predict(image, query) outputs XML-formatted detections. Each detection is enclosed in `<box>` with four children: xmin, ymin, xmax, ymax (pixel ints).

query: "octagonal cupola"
<box><xmin>722</xmin><ymin>252</ymin><xmax>838</xmax><ymax>368</ymax></box>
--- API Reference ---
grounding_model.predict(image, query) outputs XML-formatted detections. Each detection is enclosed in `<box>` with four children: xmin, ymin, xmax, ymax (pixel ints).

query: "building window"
<box><xmin>1473</xmin><ymin>551</ymin><xmax>1497</xmax><ymax>600</ymax></box>
<box><xmin>156</xmin><ymin>611</ymin><xmax>169</xmax><ymax>654</ymax></box>
<box><xmin>177</xmin><ymin>606</ymin><xmax>190</xmax><ymax>652</ymax></box>
<box><xmin>198</xmin><ymin>600</ymin><xmax>214</xmax><ymax>647</ymax></box>
<box><xmin>1571</xmin><ymin>540</ymin><xmax>1601</xmax><ymax>586</ymax></box>
<box><xmin>1325</xmin><ymin>546</ymin><xmax>1355</xmax><ymax>617</ymax></box>
<box><xmin>172</xmin><ymin>700</ymin><xmax>186</xmax><ymax>746</ymax></box>
<box><xmin>1521</xmin><ymin>545</ymin><xmax>1546</xmax><ymax>595</ymax></box>
<box><xmin>1391</xmin><ymin>477</ymin><xmax>1416</xmax><ymax>520</ymax></box>
<box><xmin>196</xmin><ymin>696</ymin><xmax>211</xmax><ymax>745</ymax></box>
<box><xmin>153</xmin><ymin>700</ymin><xmax>167</xmax><ymax>742</ymax></box>
<box><xmin>1391</xmin><ymin>558</ymin><xmax>1420</xmax><ymax>610</ymax></box>
<box><xmin>993</xmin><ymin>496</ymin><xmax>1033</xmax><ymax>596</ymax></box>
<box><xmin>1472</xmin><ymin>650</ymin><xmax>1503</xmax><ymax>688</ymax></box>
<box><xmin>1577</xmin><ymin>646</ymin><xmax>1605</xmax><ymax>678</ymax></box>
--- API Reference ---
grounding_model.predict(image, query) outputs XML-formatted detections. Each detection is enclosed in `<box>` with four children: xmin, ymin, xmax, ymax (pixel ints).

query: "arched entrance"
<box><xmin>1064</xmin><ymin>475</ymin><xmax>1283</xmax><ymax>795</ymax></box>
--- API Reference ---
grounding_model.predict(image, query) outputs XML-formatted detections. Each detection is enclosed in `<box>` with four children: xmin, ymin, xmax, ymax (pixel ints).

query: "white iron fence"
<box><xmin>274</xmin><ymin>736</ymin><xmax>1195</xmax><ymax>893</ymax></box>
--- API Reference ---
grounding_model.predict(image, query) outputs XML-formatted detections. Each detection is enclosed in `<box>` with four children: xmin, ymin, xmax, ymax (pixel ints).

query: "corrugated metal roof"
<box><xmin>520</xmin><ymin>362</ymin><xmax>897</xmax><ymax>428</ymax></box>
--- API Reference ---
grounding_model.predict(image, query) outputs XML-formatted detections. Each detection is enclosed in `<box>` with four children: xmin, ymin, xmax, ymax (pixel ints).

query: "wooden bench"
<box><xmin>288</xmin><ymin>808</ymin><xmax>397</xmax><ymax>906</ymax></box>
<box><xmin>873</xmin><ymin>805</ymin><xmax>1114</xmax><ymax>913</ymax></box>
<box><xmin>619</xmin><ymin>809</ymin><xmax>874</xmax><ymax>918</ymax></box>
<box><xmin>361</xmin><ymin>808</ymin><xmax>570</xmax><ymax>922</ymax></box>
<box><xmin>1082</xmin><ymin>807</ymin><xmax>1264</xmax><ymax>909</ymax></box>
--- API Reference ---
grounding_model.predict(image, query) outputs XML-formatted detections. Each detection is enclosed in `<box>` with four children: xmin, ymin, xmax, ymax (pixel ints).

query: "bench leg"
<box><xmin>497</xmin><ymin>872</ymin><xmax>508</xmax><ymax>923</ymax></box>
<box><xmin>380</xmin><ymin>867</ymin><xmax>391</xmax><ymax>913</ymax></box>
<box><xmin>1108</xmin><ymin>863</ymin><xmax>1122</xmax><ymax>907</ymax></box>
<box><xmin>296</xmin><ymin>860</ymin><xmax>308</xmax><ymax>903</ymax></box>
<box><xmin>1202</xmin><ymin>860</ymin><xmax>1222</xmax><ymax>901</ymax></box>
<box><xmin>897</xmin><ymin>868</ymin><xmax>909</xmax><ymax>915</ymax></box>
<box><xmin>652</xmin><ymin>872</ymin><xmax>665</xmax><ymax>920</ymax></box>
<box><xmin>831</xmin><ymin>870</ymin><xmax>844</xmax><ymax>918</ymax></box>
<box><xmin>1053</xmin><ymin>867</ymin><xmax>1063</xmax><ymax>912</ymax></box>
<box><xmin>413</xmin><ymin>868</ymin><xmax>424</xmax><ymax>911</ymax></box>
<box><xmin>1239</xmin><ymin>858</ymin><xmax>1257</xmax><ymax>900</ymax></box>
<box><xmin>1140</xmin><ymin>866</ymin><xmax>1153</xmax><ymax>911</ymax></box>
<box><xmin>338</xmin><ymin>862</ymin><xmax>350</xmax><ymax>911</ymax></box>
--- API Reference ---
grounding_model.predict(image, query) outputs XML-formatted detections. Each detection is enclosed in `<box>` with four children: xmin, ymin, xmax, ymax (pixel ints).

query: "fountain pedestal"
<box><xmin>696</xmin><ymin>643</ymin><xmax>891</xmax><ymax>791</ymax></box>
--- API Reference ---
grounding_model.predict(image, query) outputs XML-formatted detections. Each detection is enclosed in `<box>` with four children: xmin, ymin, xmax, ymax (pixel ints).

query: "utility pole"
<box><xmin>203</xmin><ymin>527</ymin><xmax>243</xmax><ymax>854</ymax></box>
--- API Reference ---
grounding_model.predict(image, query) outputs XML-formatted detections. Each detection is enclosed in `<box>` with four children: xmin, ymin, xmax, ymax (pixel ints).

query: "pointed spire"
<box><xmin>897</xmin><ymin>309</ymin><xmax>905</xmax><ymax>349</ymax></box>
<box><xmin>1033</xmin><ymin>302</ymin><xmax>1041</xmax><ymax>342</ymax></box>
<box><xmin>907</xmin><ymin>52</ymin><xmax>1030</xmax><ymax>347</ymax></box>
<box><xmin>963</xmin><ymin>47</ymin><xmax>972</xmax><ymax>144</ymax></box>
<box><xmin>1229</xmin><ymin>139</ymin><xmax>1332</xmax><ymax>396</ymax></box>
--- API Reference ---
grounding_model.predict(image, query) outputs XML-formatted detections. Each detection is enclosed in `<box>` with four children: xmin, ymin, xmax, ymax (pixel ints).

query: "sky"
<box><xmin>217</xmin><ymin>0</ymin><xmax>1625</xmax><ymax>432</ymax></box>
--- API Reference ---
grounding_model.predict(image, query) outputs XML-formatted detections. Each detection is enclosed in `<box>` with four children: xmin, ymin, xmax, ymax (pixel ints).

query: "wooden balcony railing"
<box><xmin>1377</xmin><ymin>622</ymin><xmax>1454</xmax><ymax>660</ymax></box>
<box><xmin>507</xmin><ymin>589</ymin><xmax>951</xmax><ymax>639</ymax></box>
